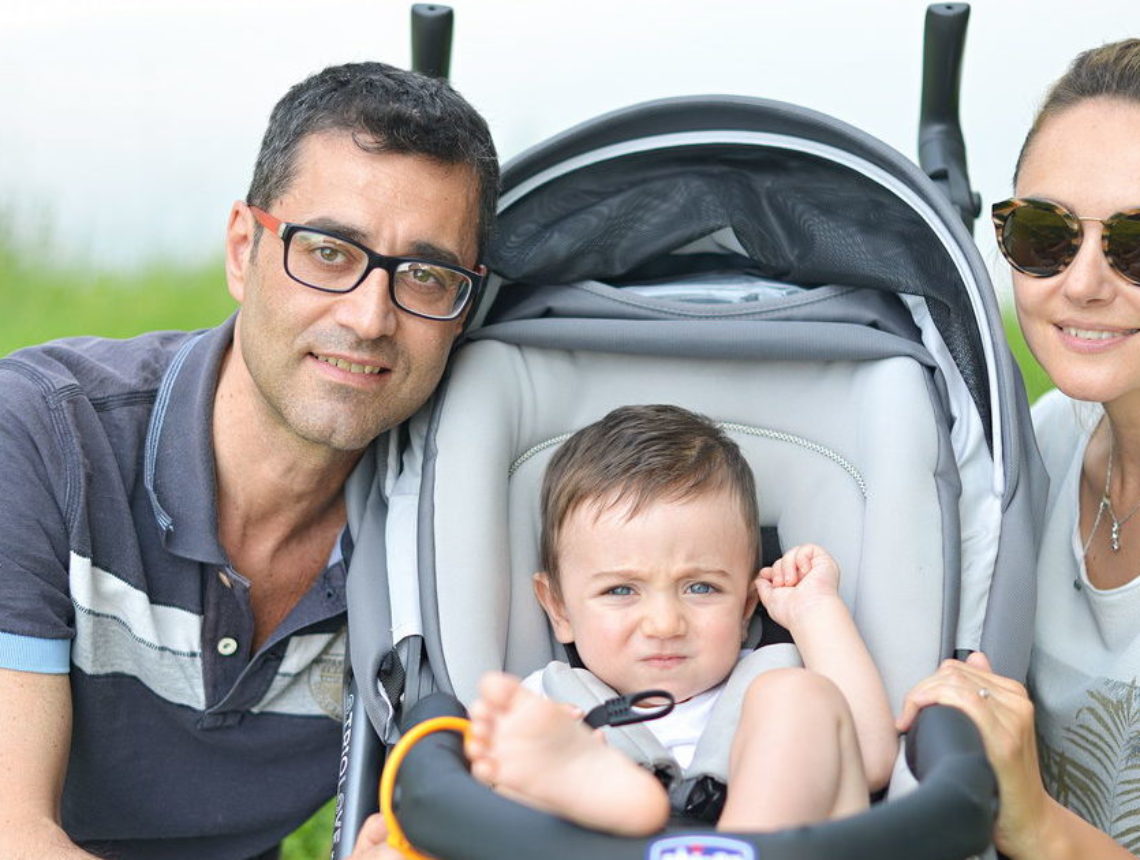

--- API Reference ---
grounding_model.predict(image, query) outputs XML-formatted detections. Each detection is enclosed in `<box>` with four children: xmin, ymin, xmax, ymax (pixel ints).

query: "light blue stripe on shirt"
<box><xmin>0</xmin><ymin>631</ymin><xmax>70</xmax><ymax>673</ymax></box>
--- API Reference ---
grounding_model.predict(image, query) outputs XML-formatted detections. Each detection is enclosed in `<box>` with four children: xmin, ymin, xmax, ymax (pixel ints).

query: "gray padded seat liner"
<box><xmin>425</xmin><ymin>340</ymin><xmax>950</xmax><ymax>714</ymax></box>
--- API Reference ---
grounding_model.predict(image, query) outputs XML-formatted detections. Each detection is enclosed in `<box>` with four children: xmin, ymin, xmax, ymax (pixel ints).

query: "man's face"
<box><xmin>225</xmin><ymin>131</ymin><xmax>479</xmax><ymax>453</ymax></box>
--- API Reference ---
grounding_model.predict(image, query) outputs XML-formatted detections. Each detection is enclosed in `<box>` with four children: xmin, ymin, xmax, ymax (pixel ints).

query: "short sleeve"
<box><xmin>0</xmin><ymin>361</ymin><xmax>76</xmax><ymax>671</ymax></box>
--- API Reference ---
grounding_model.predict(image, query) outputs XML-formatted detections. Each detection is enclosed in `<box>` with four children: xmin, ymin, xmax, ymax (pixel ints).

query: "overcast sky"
<box><xmin>2</xmin><ymin>0</ymin><xmax>1137</xmax><ymax>297</ymax></box>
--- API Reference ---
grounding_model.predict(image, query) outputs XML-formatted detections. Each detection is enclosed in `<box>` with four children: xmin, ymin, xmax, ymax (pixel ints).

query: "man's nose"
<box><xmin>331</xmin><ymin>266</ymin><xmax>399</xmax><ymax>340</ymax></box>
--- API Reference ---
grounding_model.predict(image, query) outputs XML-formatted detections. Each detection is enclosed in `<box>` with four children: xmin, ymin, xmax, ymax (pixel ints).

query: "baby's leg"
<box><xmin>718</xmin><ymin>668</ymin><xmax>870</xmax><ymax>831</ymax></box>
<box><xmin>465</xmin><ymin>672</ymin><xmax>669</xmax><ymax>837</ymax></box>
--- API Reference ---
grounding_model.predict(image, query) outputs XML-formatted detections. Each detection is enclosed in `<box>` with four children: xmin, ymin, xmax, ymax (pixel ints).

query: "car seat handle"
<box><xmin>584</xmin><ymin>689</ymin><xmax>675</xmax><ymax>728</ymax></box>
<box><xmin>918</xmin><ymin>2</ymin><xmax>981</xmax><ymax>234</ymax></box>
<box><xmin>410</xmin><ymin>4</ymin><xmax>453</xmax><ymax>80</ymax></box>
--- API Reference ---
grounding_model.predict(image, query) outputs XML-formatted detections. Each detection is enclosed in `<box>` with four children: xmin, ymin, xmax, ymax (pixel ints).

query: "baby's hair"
<box><xmin>539</xmin><ymin>404</ymin><xmax>760</xmax><ymax>594</ymax></box>
<box><xmin>1016</xmin><ymin>39</ymin><xmax>1140</xmax><ymax>184</ymax></box>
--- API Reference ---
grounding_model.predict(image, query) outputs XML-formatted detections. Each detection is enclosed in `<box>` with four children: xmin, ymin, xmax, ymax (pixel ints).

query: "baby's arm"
<box><xmin>758</xmin><ymin>545</ymin><xmax>898</xmax><ymax>790</ymax></box>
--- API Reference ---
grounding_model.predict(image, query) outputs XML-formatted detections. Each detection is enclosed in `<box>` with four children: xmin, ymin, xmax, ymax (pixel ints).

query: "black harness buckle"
<box><xmin>583</xmin><ymin>689</ymin><xmax>675</xmax><ymax>729</ymax></box>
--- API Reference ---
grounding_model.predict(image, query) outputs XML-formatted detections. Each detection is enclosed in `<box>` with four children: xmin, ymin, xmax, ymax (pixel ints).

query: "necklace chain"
<box><xmin>1091</xmin><ymin>430</ymin><xmax>1140</xmax><ymax>554</ymax></box>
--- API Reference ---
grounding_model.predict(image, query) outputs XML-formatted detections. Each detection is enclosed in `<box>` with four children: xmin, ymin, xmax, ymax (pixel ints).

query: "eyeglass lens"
<box><xmin>997</xmin><ymin>200</ymin><xmax>1140</xmax><ymax>285</ymax></box>
<box><xmin>287</xmin><ymin>228</ymin><xmax>471</xmax><ymax>318</ymax></box>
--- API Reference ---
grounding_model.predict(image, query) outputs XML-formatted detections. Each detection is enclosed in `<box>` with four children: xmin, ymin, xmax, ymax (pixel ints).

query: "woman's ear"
<box><xmin>533</xmin><ymin>572</ymin><xmax>575</xmax><ymax>644</ymax></box>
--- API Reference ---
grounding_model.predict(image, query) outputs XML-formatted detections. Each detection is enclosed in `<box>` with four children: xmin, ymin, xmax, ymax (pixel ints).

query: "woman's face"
<box><xmin>1012</xmin><ymin>97</ymin><xmax>1140</xmax><ymax>406</ymax></box>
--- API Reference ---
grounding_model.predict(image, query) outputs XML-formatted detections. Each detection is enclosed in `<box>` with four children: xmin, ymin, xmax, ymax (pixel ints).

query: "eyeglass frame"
<box><xmin>246</xmin><ymin>203</ymin><xmax>486</xmax><ymax>321</ymax></box>
<box><xmin>991</xmin><ymin>196</ymin><xmax>1140</xmax><ymax>286</ymax></box>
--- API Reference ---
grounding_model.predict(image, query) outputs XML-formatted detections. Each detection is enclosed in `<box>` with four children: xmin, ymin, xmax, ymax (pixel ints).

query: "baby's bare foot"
<box><xmin>465</xmin><ymin>672</ymin><xmax>668</xmax><ymax>836</ymax></box>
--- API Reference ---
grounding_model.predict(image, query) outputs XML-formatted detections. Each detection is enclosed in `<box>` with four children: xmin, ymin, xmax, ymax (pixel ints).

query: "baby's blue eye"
<box><xmin>606</xmin><ymin>585</ymin><xmax>635</xmax><ymax>596</ymax></box>
<box><xmin>687</xmin><ymin>582</ymin><xmax>717</xmax><ymax>595</ymax></box>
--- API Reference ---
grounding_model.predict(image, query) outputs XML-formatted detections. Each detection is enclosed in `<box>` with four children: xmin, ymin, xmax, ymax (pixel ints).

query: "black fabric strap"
<box><xmin>378</xmin><ymin>644</ymin><xmax>407</xmax><ymax>709</ymax></box>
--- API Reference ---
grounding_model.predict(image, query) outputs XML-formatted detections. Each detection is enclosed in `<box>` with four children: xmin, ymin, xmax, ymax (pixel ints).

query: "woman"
<box><xmin>898</xmin><ymin>39</ymin><xmax>1140</xmax><ymax>858</ymax></box>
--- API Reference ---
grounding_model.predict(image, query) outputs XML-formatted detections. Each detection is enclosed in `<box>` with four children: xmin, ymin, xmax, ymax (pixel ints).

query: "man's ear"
<box><xmin>225</xmin><ymin>201</ymin><xmax>255</xmax><ymax>304</ymax></box>
<box><xmin>533</xmin><ymin>571</ymin><xmax>574</xmax><ymax>644</ymax></box>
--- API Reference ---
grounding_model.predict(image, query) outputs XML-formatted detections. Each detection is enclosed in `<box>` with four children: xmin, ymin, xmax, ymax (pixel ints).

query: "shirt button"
<box><xmin>217</xmin><ymin>637</ymin><xmax>239</xmax><ymax>656</ymax></box>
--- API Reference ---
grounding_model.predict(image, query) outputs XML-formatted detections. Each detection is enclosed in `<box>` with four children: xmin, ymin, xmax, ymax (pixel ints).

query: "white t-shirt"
<box><xmin>522</xmin><ymin>657</ymin><xmax>740</xmax><ymax>770</ymax></box>
<box><xmin>634</xmin><ymin>683</ymin><xmax>725</xmax><ymax>770</ymax></box>
<box><xmin>1030</xmin><ymin>389</ymin><xmax>1140</xmax><ymax>852</ymax></box>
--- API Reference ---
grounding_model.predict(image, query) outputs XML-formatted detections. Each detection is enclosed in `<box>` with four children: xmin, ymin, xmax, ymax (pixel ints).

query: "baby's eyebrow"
<box><xmin>588</xmin><ymin>568</ymin><xmax>641</xmax><ymax>580</ymax></box>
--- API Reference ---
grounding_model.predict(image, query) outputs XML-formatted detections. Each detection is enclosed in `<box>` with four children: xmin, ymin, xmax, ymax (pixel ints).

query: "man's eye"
<box><xmin>294</xmin><ymin>232</ymin><xmax>358</xmax><ymax>268</ymax></box>
<box><xmin>316</xmin><ymin>245</ymin><xmax>347</xmax><ymax>264</ymax></box>
<box><xmin>402</xmin><ymin>264</ymin><xmax>452</xmax><ymax>291</ymax></box>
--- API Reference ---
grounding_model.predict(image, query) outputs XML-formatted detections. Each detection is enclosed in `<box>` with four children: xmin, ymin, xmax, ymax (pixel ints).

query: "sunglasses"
<box><xmin>992</xmin><ymin>197</ymin><xmax>1140</xmax><ymax>286</ymax></box>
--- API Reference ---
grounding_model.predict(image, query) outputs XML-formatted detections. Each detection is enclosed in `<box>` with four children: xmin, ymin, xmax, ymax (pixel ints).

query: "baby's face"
<box><xmin>537</xmin><ymin>488</ymin><xmax>758</xmax><ymax>703</ymax></box>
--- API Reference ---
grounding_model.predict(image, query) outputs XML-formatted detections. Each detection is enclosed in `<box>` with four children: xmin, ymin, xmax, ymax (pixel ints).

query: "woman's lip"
<box><xmin>1054</xmin><ymin>324</ymin><xmax>1139</xmax><ymax>352</ymax></box>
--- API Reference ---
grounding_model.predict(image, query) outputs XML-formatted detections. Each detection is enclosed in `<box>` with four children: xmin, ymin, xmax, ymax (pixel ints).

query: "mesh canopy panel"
<box><xmin>488</xmin><ymin>144</ymin><xmax>989</xmax><ymax>441</ymax></box>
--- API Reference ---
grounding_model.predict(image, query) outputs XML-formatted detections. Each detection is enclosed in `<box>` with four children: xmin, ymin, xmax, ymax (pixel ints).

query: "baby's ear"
<box><xmin>742</xmin><ymin>577</ymin><xmax>761</xmax><ymax>633</ymax></box>
<box><xmin>533</xmin><ymin>572</ymin><xmax>575</xmax><ymax>644</ymax></box>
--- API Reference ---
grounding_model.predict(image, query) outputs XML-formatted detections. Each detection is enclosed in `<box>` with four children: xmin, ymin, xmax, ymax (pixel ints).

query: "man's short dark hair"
<box><xmin>247</xmin><ymin>61</ymin><xmax>499</xmax><ymax>256</ymax></box>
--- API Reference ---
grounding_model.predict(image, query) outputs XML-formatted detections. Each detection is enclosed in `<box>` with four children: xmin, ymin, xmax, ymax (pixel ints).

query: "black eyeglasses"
<box><xmin>248</xmin><ymin>204</ymin><xmax>484</xmax><ymax>321</ymax></box>
<box><xmin>992</xmin><ymin>197</ymin><xmax>1140</xmax><ymax>286</ymax></box>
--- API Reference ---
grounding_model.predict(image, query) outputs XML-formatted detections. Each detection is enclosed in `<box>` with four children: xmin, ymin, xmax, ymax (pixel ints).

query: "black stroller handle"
<box><xmin>390</xmin><ymin>693</ymin><xmax>997</xmax><ymax>860</ymax></box>
<box><xmin>330</xmin><ymin>671</ymin><xmax>385</xmax><ymax>860</ymax></box>
<box><xmin>919</xmin><ymin>2</ymin><xmax>981</xmax><ymax>234</ymax></box>
<box><xmin>411</xmin><ymin>4</ymin><xmax>453</xmax><ymax>80</ymax></box>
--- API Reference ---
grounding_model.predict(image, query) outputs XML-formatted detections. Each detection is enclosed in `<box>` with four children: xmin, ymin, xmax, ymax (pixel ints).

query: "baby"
<box><xmin>464</xmin><ymin>404</ymin><xmax>897</xmax><ymax>835</ymax></box>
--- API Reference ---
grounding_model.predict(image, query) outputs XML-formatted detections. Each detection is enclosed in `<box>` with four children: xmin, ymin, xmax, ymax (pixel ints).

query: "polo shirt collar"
<box><xmin>144</xmin><ymin>315</ymin><xmax>234</xmax><ymax>565</ymax></box>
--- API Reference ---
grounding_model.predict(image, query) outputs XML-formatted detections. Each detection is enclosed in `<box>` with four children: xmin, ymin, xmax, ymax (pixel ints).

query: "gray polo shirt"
<box><xmin>0</xmin><ymin>316</ymin><xmax>356</xmax><ymax>859</ymax></box>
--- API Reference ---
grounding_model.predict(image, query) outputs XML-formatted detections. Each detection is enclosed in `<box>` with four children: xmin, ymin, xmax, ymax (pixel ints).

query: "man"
<box><xmin>0</xmin><ymin>62</ymin><xmax>498</xmax><ymax>859</ymax></box>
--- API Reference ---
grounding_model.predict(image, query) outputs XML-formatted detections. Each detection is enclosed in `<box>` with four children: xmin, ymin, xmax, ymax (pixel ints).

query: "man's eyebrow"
<box><xmin>300</xmin><ymin>218</ymin><xmax>464</xmax><ymax>266</ymax></box>
<box><xmin>304</xmin><ymin>217</ymin><xmax>370</xmax><ymax>245</ymax></box>
<box><xmin>407</xmin><ymin>241</ymin><xmax>463</xmax><ymax>266</ymax></box>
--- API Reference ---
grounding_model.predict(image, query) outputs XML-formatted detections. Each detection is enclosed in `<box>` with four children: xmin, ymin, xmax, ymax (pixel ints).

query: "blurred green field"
<box><xmin>0</xmin><ymin>245</ymin><xmax>1050</xmax><ymax>859</ymax></box>
<box><xmin>1003</xmin><ymin>309</ymin><xmax>1051</xmax><ymax>404</ymax></box>
<box><xmin>0</xmin><ymin>258</ymin><xmax>235</xmax><ymax>352</ymax></box>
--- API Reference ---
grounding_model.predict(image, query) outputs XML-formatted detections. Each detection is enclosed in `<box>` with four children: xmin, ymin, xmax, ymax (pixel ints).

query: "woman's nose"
<box><xmin>1060</xmin><ymin>224</ymin><xmax>1118</xmax><ymax>306</ymax></box>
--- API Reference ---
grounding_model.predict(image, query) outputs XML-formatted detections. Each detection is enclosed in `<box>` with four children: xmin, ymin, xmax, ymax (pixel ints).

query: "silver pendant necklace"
<box><xmin>1095</xmin><ymin>432</ymin><xmax>1140</xmax><ymax>553</ymax></box>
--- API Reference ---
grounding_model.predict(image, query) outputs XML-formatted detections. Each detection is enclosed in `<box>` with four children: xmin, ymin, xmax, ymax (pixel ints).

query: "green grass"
<box><xmin>1001</xmin><ymin>308</ymin><xmax>1053</xmax><ymax>404</ymax></box>
<box><xmin>282</xmin><ymin>802</ymin><xmax>336</xmax><ymax>860</ymax></box>
<box><xmin>0</xmin><ymin>257</ymin><xmax>236</xmax><ymax>353</ymax></box>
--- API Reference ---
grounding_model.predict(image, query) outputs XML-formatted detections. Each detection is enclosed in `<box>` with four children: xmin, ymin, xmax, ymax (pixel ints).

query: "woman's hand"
<box><xmin>897</xmin><ymin>652</ymin><xmax>1051</xmax><ymax>856</ymax></box>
